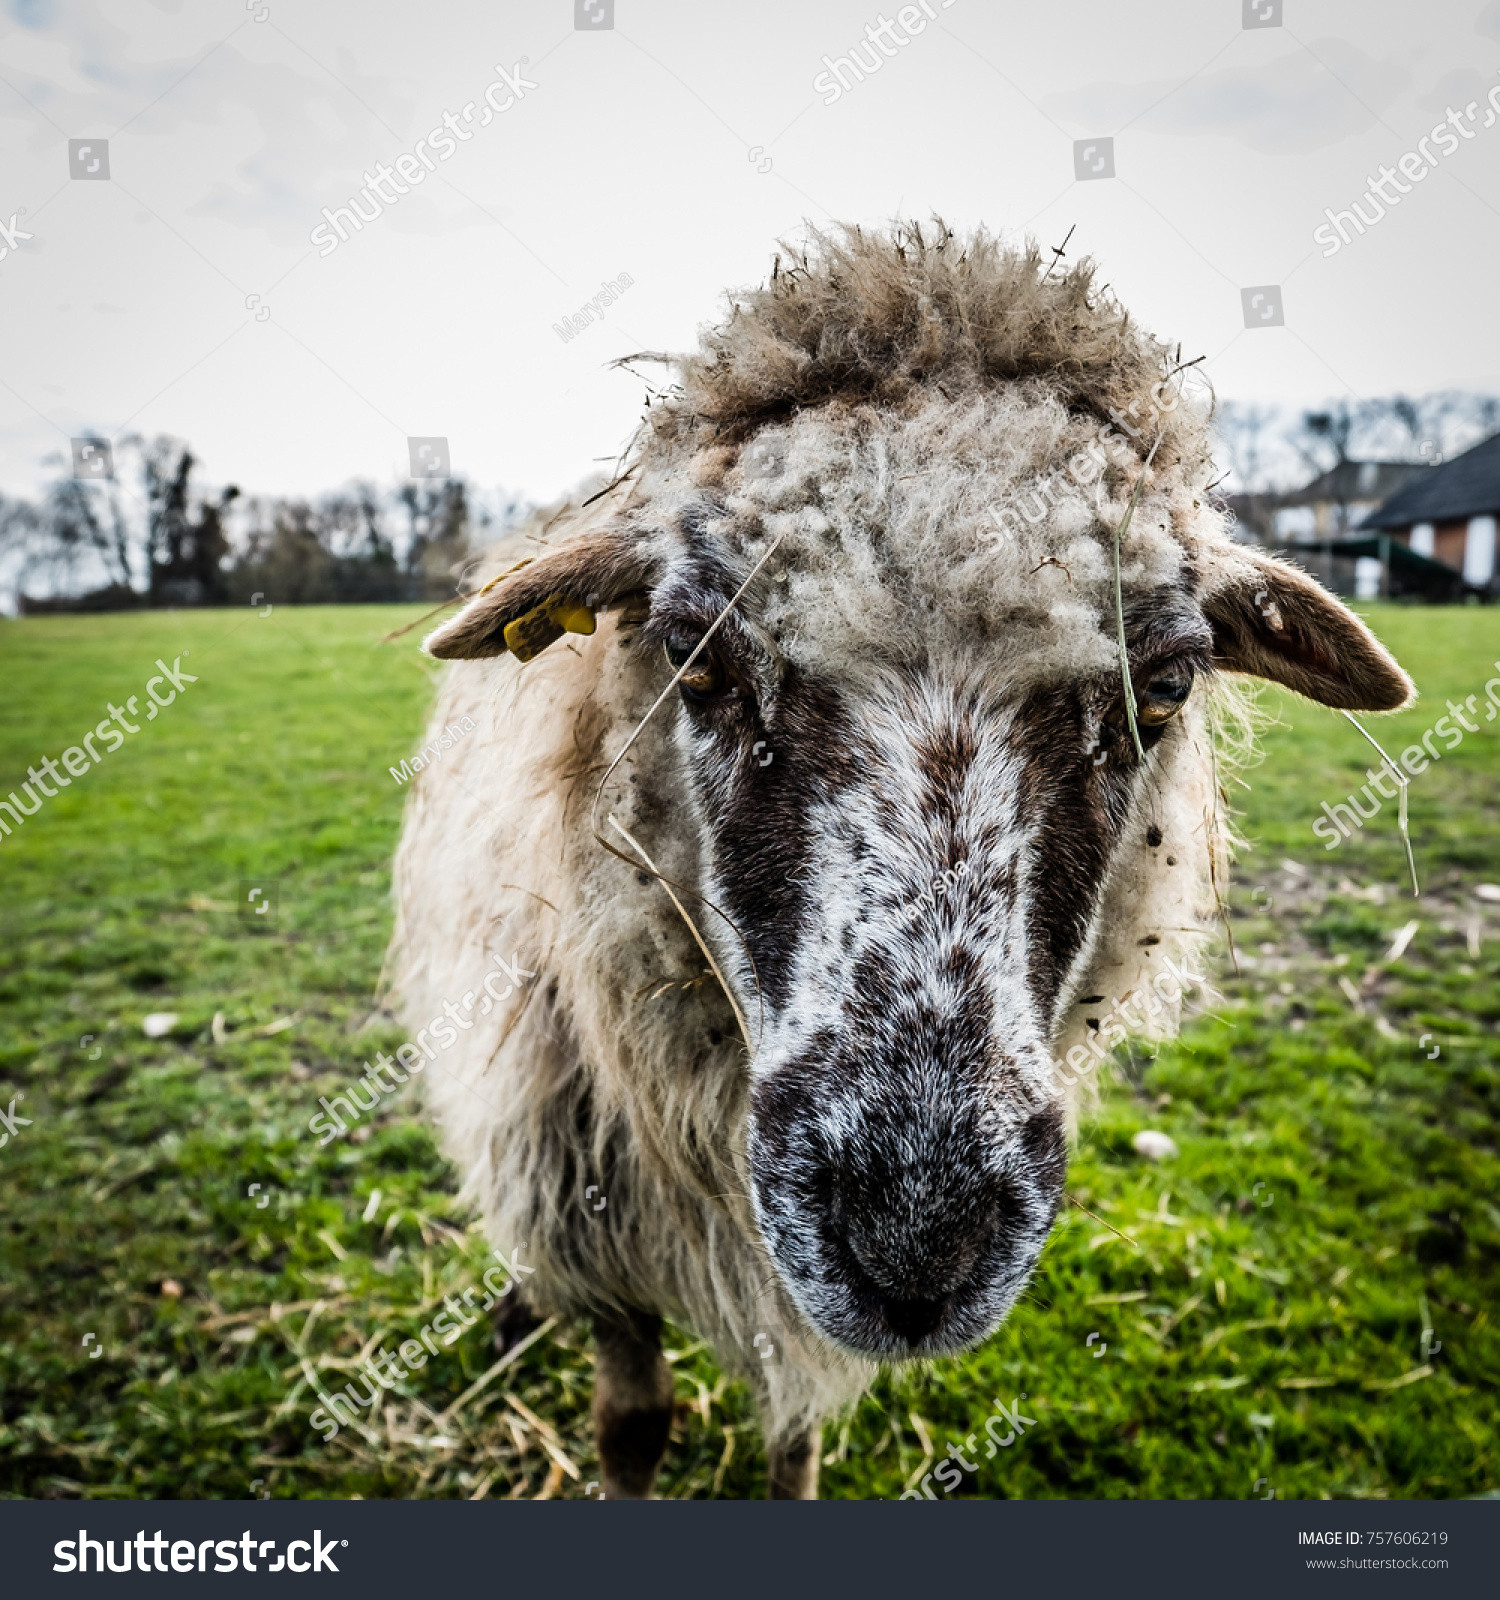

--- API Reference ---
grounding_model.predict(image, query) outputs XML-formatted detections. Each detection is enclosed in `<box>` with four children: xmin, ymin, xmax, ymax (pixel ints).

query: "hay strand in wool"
<box><xmin>1112</xmin><ymin>432</ymin><xmax>1165</xmax><ymax>763</ymax></box>
<box><xmin>608</xmin><ymin>816</ymin><xmax>752</xmax><ymax>1054</ymax></box>
<box><xmin>1341</xmin><ymin>710</ymin><xmax>1420</xmax><ymax>898</ymax></box>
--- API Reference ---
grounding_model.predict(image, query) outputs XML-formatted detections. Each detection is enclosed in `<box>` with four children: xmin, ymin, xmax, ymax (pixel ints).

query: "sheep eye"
<box><xmin>664</xmin><ymin>639</ymin><xmax>727</xmax><ymax>701</ymax></box>
<box><xmin>1138</xmin><ymin>669</ymin><xmax>1194</xmax><ymax>726</ymax></box>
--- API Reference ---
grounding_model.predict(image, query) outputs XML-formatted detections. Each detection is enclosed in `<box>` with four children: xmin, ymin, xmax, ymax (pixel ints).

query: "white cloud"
<box><xmin>1041</xmin><ymin>38</ymin><xmax>1411</xmax><ymax>155</ymax></box>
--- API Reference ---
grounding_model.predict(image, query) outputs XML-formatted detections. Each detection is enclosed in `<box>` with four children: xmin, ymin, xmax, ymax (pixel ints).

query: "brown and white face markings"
<box><xmin>624</xmin><ymin>519</ymin><xmax>1232</xmax><ymax>1360</ymax></box>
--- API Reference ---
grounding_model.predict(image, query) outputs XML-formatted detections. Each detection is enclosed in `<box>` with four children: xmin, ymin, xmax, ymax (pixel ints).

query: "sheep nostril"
<box><xmin>881</xmin><ymin>1293</ymin><xmax>948</xmax><ymax>1344</ymax></box>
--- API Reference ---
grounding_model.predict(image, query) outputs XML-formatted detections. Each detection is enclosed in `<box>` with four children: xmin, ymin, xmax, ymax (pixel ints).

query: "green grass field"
<box><xmin>1</xmin><ymin>603</ymin><xmax>1497</xmax><ymax>1501</ymax></box>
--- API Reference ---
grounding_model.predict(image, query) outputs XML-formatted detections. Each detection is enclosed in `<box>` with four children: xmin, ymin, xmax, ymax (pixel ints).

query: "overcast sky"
<box><xmin>1</xmin><ymin>0</ymin><xmax>1498</xmax><ymax>505</ymax></box>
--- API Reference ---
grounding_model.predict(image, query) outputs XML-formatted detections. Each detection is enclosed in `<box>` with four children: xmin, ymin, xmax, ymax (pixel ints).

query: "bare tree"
<box><xmin>1294</xmin><ymin>401</ymin><xmax>1361</xmax><ymax>477</ymax></box>
<box><xmin>43</xmin><ymin>477</ymin><xmax>136</xmax><ymax>591</ymax></box>
<box><xmin>1214</xmin><ymin>400</ymin><xmax>1286</xmax><ymax>493</ymax></box>
<box><xmin>1289</xmin><ymin>391</ymin><xmax>1500</xmax><ymax>474</ymax></box>
<box><xmin>139</xmin><ymin>437</ymin><xmax>237</xmax><ymax>604</ymax></box>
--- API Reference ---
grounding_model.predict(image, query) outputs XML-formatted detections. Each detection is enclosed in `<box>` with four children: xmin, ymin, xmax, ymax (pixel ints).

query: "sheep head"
<box><xmin>424</xmin><ymin>228</ymin><xmax>1412</xmax><ymax>1362</ymax></box>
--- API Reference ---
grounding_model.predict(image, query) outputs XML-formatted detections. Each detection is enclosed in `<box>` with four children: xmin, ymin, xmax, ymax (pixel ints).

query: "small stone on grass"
<box><xmin>1132</xmin><ymin>1130</ymin><xmax>1179</xmax><ymax>1162</ymax></box>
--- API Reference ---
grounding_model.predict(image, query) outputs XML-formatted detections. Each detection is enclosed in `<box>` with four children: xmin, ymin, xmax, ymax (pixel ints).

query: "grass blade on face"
<box><xmin>1340</xmin><ymin>710</ymin><xmax>1420</xmax><ymax>898</ymax></box>
<box><xmin>607</xmin><ymin>815</ymin><xmax>753</xmax><ymax>1054</ymax></box>
<box><xmin>1112</xmin><ymin>433</ymin><xmax>1164</xmax><ymax>763</ymax></box>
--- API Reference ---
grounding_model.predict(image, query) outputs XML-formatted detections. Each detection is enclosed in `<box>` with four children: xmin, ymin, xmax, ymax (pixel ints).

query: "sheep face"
<box><xmin>418</xmin><ymin>226</ymin><xmax>1416</xmax><ymax>1395</ymax></box>
<box><xmin>641</xmin><ymin>533</ymin><xmax>1205</xmax><ymax>1358</ymax></box>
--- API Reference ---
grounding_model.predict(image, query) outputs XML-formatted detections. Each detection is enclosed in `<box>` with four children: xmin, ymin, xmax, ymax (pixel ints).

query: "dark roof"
<box><xmin>1360</xmin><ymin>430</ymin><xmax>1500</xmax><ymax>529</ymax></box>
<box><xmin>1288</xmin><ymin>460</ymin><xmax>1429</xmax><ymax>505</ymax></box>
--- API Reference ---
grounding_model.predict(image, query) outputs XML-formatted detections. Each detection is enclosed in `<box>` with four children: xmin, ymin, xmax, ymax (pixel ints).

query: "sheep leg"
<box><xmin>591</xmin><ymin>1308</ymin><xmax>675</xmax><ymax>1499</ymax></box>
<box><xmin>490</xmin><ymin>1280</ymin><xmax>541</xmax><ymax>1356</ymax></box>
<box><xmin>767</xmin><ymin>1426</ymin><xmax>821</xmax><ymax>1500</ymax></box>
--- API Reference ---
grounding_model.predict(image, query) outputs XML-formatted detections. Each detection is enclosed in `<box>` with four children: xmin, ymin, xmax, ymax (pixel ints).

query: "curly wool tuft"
<box><xmin>639</xmin><ymin>221</ymin><xmax>1199</xmax><ymax>470</ymax></box>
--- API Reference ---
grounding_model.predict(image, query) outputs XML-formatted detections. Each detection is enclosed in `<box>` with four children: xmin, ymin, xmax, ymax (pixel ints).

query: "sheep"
<box><xmin>389</xmin><ymin>222</ymin><xmax>1413</xmax><ymax>1499</ymax></box>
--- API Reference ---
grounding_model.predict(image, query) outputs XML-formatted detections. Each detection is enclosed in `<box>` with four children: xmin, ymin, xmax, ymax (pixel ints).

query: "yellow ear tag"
<box><xmin>502</xmin><ymin>593</ymin><xmax>597</xmax><ymax>663</ymax></box>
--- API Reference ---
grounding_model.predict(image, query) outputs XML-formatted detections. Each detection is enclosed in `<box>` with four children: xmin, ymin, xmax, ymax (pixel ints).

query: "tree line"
<box><xmin>0</xmin><ymin>436</ymin><xmax>526</xmax><ymax>613</ymax></box>
<box><xmin>5</xmin><ymin>396</ymin><xmax>1496</xmax><ymax>609</ymax></box>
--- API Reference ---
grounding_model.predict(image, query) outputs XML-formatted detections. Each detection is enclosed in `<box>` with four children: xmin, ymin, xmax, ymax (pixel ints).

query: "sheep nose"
<box><xmin>749</xmin><ymin>1079</ymin><xmax>1067</xmax><ymax>1358</ymax></box>
<box><xmin>842</xmin><ymin>1203</ymin><xmax>989</xmax><ymax>1303</ymax></box>
<box><xmin>830</xmin><ymin>1168</ymin><xmax>999</xmax><ymax>1348</ymax></box>
<box><xmin>879</xmin><ymin>1292</ymin><xmax>950</xmax><ymax>1345</ymax></box>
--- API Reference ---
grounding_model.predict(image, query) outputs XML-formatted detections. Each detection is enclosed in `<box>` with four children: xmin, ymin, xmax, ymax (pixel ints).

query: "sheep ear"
<box><xmin>1201</xmin><ymin>551</ymin><xmax>1414</xmax><ymax>711</ymax></box>
<box><xmin>425</xmin><ymin>522</ymin><xmax>654</xmax><ymax>662</ymax></box>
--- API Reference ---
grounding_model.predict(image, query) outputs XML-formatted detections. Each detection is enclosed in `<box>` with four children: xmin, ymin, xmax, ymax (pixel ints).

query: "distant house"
<box><xmin>1272</xmin><ymin>459</ymin><xmax>1432</xmax><ymax>544</ymax></box>
<box><xmin>1358</xmin><ymin>429</ymin><xmax>1500</xmax><ymax>593</ymax></box>
<box><xmin>1218</xmin><ymin>490</ymin><xmax>1278</xmax><ymax>545</ymax></box>
<box><xmin>1228</xmin><ymin>458</ymin><xmax>1455</xmax><ymax>600</ymax></box>
<box><xmin>1226</xmin><ymin>438</ymin><xmax>1500</xmax><ymax>601</ymax></box>
<box><xmin>1221</xmin><ymin>460</ymin><xmax>1430</xmax><ymax>549</ymax></box>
